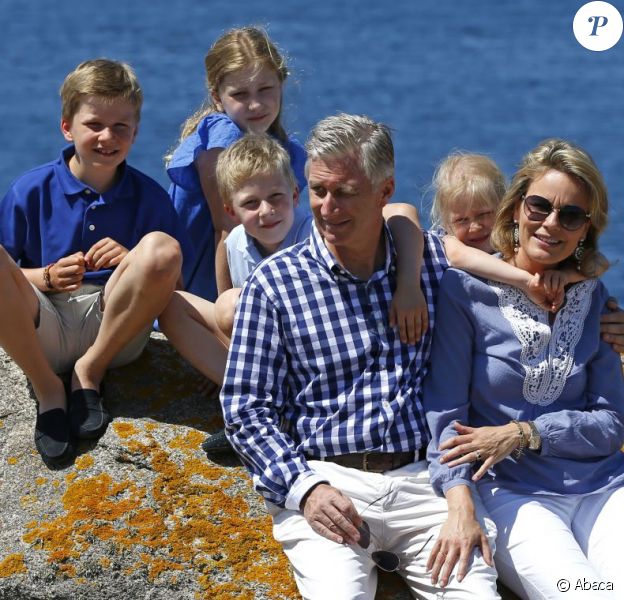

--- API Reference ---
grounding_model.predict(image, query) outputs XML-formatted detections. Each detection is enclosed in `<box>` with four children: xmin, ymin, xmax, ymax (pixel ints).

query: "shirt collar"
<box><xmin>54</xmin><ymin>144</ymin><xmax>133</xmax><ymax>202</ymax></box>
<box><xmin>309</xmin><ymin>222</ymin><xmax>397</xmax><ymax>282</ymax></box>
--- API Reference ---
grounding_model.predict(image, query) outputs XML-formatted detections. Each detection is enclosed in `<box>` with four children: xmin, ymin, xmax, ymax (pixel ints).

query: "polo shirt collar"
<box><xmin>54</xmin><ymin>144</ymin><xmax>134</xmax><ymax>203</ymax></box>
<box><xmin>310</xmin><ymin>222</ymin><xmax>397</xmax><ymax>282</ymax></box>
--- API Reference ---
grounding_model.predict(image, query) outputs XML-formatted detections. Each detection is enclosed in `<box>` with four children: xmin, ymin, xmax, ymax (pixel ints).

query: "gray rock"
<box><xmin>0</xmin><ymin>334</ymin><xmax>411</xmax><ymax>600</ymax></box>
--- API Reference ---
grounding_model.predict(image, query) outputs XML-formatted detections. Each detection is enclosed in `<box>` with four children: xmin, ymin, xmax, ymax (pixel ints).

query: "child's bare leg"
<box><xmin>0</xmin><ymin>246</ymin><xmax>65</xmax><ymax>412</ymax></box>
<box><xmin>72</xmin><ymin>232</ymin><xmax>181</xmax><ymax>391</ymax></box>
<box><xmin>214</xmin><ymin>288</ymin><xmax>241</xmax><ymax>341</ymax></box>
<box><xmin>159</xmin><ymin>291</ymin><xmax>228</xmax><ymax>385</ymax></box>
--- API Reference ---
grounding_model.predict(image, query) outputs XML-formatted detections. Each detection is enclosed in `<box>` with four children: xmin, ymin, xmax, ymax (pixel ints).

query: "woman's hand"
<box><xmin>439</xmin><ymin>422</ymin><xmax>521</xmax><ymax>481</ymax></box>
<box><xmin>427</xmin><ymin>486</ymin><xmax>493</xmax><ymax>587</ymax></box>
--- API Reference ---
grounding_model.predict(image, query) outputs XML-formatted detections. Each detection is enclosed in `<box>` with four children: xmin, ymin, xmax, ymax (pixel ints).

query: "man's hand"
<box><xmin>301</xmin><ymin>483</ymin><xmax>362</xmax><ymax>545</ymax></box>
<box><xmin>427</xmin><ymin>486</ymin><xmax>493</xmax><ymax>587</ymax></box>
<box><xmin>389</xmin><ymin>284</ymin><xmax>429</xmax><ymax>345</ymax></box>
<box><xmin>48</xmin><ymin>252</ymin><xmax>86</xmax><ymax>291</ymax></box>
<box><xmin>601</xmin><ymin>298</ymin><xmax>624</xmax><ymax>353</ymax></box>
<box><xmin>85</xmin><ymin>237</ymin><xmax>129</xmax><ymax>270</ymax></box>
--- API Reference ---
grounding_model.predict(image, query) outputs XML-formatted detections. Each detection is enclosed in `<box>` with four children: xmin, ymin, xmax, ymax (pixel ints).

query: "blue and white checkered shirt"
<box><xmin>222</xmin><ymin>224</ymin><xmax>448</xmax><ymax>508</ymax></box>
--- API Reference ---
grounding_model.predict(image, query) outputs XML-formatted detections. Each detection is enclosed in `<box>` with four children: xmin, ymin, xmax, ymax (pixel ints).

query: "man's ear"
<box><xmin>60</xmin><ymin>118</ymin><xmax>73</xmax><ymax>142</ymax></box>
<box><xmin>224</xmin><ymin>203</ymin><xmax>241</xmax><ymax>224</ymax></box>
<box><xmin>292</xmin><ymin>186</ymin><xmax>300</xmax><ymax>208</ymax></box>
<box><xmin>379</xmin><ymin>176</ymin><xmax>395</xmax><ymax>207</ymax></box>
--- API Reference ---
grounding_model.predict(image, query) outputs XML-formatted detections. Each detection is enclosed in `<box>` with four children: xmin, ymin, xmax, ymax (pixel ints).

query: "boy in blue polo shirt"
<box><xmin>0</xmin><ymin>59</ymin><xmax>187</xmax><ymax>466</ymax></box>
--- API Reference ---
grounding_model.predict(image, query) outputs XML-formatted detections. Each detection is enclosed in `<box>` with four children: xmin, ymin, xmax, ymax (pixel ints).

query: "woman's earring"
<box><xmin>513</xmin><ymin>222</ymin><xmax>519</xmax><ymax>253</ymax></box>
<box><xmin>574</xmin><ymin>238</ymin><xmax>585</xmax><ymax>271</ymax></box>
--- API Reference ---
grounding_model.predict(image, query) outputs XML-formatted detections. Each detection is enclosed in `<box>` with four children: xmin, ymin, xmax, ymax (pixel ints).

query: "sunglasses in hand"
<box><xmin>354</xmin><ymin>491</ymin><xmax>433</xmax><ymax>572</ymax></box>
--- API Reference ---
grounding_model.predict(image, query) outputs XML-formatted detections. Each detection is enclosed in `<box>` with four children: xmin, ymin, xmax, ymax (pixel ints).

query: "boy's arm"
<box><xmin>22</xmin><ymin>252</ymin><xmax>86</xmax><ymax>292</ymax></box>
<box><xmin>601</xmin><ymin>298</ymin><xmax>624</xmax><ymax>353</ymax></box>
<box><xmin>196</xmin><ymin>148</ymin><xmax>237</xmax><ymax>282</ymax></box>
<box><xmin>216</xmin><ymin>239</ymin><xmax>233</xmax><ymax>295</ymax></box>
<box><xmin>382</xmin><ymin>202</ymin><xmax>427</xmax><ymax>344</ymax></box>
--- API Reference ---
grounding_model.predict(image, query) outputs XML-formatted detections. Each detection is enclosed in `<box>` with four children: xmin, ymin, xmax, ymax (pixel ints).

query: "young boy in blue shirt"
<box><xmin>0</xmin><ymin>59</ymin><xmax>187</xmax><ymax>466</ymax></box>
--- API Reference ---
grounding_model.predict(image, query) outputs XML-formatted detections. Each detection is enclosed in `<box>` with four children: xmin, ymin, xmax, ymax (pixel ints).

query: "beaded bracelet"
<box><xmin>511</xmin><ymin>419</ymin><xmax>527</xmax><ymax>460</ymax></box>
<box><xmin>43</xmin><ymin>263</ymin><xmax>54</xmax><ymax>290</ymax></box>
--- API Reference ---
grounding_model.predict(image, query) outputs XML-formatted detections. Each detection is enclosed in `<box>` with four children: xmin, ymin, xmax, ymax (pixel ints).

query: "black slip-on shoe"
<box><xmin>201</xmin><ymin>428</ymin><xmax>234</xmax><ymax>456</ymax></box>
<box><xmin>35</xmin><ymin>408</ymin><xmax>75</xmax><ymax>466</ymax></box>
<box><xmin>69</xmin><ymin>388</ymin><xmax>110</xmax><ymax>439</ymax></box>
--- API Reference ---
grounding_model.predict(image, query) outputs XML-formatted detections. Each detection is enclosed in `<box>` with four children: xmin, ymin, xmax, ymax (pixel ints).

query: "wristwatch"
<box><xmin>527</xmin><ymin>420</ymin><xmax>541</xmax><ymax>451</ymax></box>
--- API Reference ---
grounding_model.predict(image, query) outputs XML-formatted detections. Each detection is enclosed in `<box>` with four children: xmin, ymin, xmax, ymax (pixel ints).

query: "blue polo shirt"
<box><xmin>0</xmin><ymin>145</ymin><xmax>191</xmax><ymax>285</ymax></box>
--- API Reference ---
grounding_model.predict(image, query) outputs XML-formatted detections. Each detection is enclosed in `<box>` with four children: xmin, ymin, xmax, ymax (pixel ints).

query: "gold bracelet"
<box><xmin>43</xmin><ymin>263</ymin><xmax>54</xmax><ymax>290</ymax></box>
<box><xmin>511</xmin><ymin>419</ymin><xmax>527</xmax><ymax>460</ymax></box>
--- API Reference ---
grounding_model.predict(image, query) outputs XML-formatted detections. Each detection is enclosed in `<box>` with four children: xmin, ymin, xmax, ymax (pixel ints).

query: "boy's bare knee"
<box><xmin>136</xmin><ymin>232</ymin><xmax>182</xmax><ymax>278</ymax></box>
<box><xmin>215</xmin><ymin>289</ymin><xmax>240</xmax><ymax>339</ymax></box>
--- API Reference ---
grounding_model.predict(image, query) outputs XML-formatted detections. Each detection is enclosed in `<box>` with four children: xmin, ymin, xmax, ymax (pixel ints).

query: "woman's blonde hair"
<box><xmin>491</xmin><ymin>138</ymin><xmax>609</xmax><ymax>277</ymax></box>
<box><xmin>430</xmin><ymin>151</ymin><xmax>506</xmax><ymax>232</ymax></box>
<box><xmin>167</xmin><ymin>26</ymin><xmax>288</xmax><ymax>164</ymax></box>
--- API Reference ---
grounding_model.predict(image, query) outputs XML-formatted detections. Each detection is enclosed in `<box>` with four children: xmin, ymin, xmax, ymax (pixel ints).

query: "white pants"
<box><xmin>267</xmin><ymin>459</ymin><xmax>500</xmax><ymax>600</ymax></box>
<box><xmin>480</xmin><ymin>485</ymin><xmax>624</xmax><ymax>599</ymax></box>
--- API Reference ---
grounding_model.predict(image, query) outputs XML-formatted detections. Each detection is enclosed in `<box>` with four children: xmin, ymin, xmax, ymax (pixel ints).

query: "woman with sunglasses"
<box><xmin>424</xmin><ymin>139</ymin><xmax>624</xmax><ymax>598</ymax></box>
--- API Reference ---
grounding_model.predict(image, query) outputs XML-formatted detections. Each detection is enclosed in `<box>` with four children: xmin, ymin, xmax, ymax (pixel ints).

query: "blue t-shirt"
<box><xmin>166</xmin><ymin>112</ymin><xmax>307</xmax><ymax>301</ymax></box>
<box><xmin>0</xmin><ymin>145</ymin><xmax>191</xmax><ymax>286</ymax></box>
<box><xmin>225</xmin><ymin>205</ymin><xmax>312</xmax><ymax>288</ymax></box>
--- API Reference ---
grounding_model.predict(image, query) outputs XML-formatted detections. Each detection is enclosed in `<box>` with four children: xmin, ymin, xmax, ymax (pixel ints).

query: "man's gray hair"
<box><xmin>305</xmin><ymin>113</ymin><xmax>394</xmax><ymax>186</ymax></box>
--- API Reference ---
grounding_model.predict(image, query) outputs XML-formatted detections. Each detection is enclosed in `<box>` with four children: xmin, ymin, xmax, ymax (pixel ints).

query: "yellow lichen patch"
<box><xmin>0</xmin><ymin>419</ymin><xmax>4</xmax><ymax>428</ymax></box>
<box><xmin>57</xmin><ymin>563</ymin><xmax>76</xmax><ymax>578</ymax></box>
<box><xmin>52</xmin><ymin>480</ymin><xmax>61</xmax><ymax>488</ymax></box>
<box><xmin>7</xmin><ymin>456</ymin><xmax>18</xmax><ymax>465</ymax></box>
<box><xmin>169</xmin><ymin>429</ymin><xmax>205</xmax><ymax>451</ymax></box>
<box><xmin>144</xmin><ymin>422</ymin><xmax>158</xmax><ymax>432</ymax></box>
<box><xmin>20</xmin><ymin>494</ymin><xmax>37</xmax><ymax>507</ymax></box>
<box><xmin>99</xmin><ymin>557</ymin><xmax>111</xmax><ymax>569</ymax></box>
<box><xmin>113</xmin><ymin>421</ymin><xmax>140</xmax><ymax>439</ymax></box>
<box><xmin>75</xmin><ymin>455</ymin><xmax>94</xmax><ymax>470</ymax></box>
<box><xmin>35</xmin><ymin>477</ymin><xmax>48</xmax><ymax>486</ymax></box>
<box><xmin>0</xmin><ymin>553</ymin><xmax>27</xmax><ymax>577</ymax></box>
<box><xmin>22</xmin><ymin>431</ymin><xmax>298</xmax><ymax>598</ymax></box>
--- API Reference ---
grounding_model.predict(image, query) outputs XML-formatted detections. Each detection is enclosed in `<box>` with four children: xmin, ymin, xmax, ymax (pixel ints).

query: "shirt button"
<box><xmin>91</xmin><ymin>206</ymin><xmax>97</xmax><ymax>210</ymax></box>
<box><xmin>85</xmin><ymin>189</ymin><xmax>91</xmax><ymax>195</ymax></box>
<box><xmin>382</xmin><ymin>400</ymin><xmax>390</xmax><ymax>409</ymax></box>
<box><xmin>89</xmin><ymin>224</ymin><xmax>95</xmax><ymax>231</ymax></box>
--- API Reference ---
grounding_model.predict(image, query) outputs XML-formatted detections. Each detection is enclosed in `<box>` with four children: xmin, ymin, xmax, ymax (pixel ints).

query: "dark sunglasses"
<box><xmin>355</xmin><ymin>490</ymin><xmax>433</xmax><ymax>572</ymax></box>
<box><xmin>523</xmin><ymin>195</ymin><xmax>590</xmax><ymax>231</ymax></box>
<box><xmin>357</xmin><ymin>521</ymin><xmax>433</xmax><ymax>572</ymax></box>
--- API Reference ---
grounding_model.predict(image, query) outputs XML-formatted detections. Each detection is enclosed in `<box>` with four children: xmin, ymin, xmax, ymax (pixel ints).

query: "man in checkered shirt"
<box><xmin>221</xmin><ymin>114</ymin><xmax>500</xmax><ymax>599</ymax></box>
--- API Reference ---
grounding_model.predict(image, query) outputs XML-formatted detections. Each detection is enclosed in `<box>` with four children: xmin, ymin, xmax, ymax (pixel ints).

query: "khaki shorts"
<box><xmin>33</xmin><ymin>284</ymin><xmax>151</xmax><ymax>374</ymax></box>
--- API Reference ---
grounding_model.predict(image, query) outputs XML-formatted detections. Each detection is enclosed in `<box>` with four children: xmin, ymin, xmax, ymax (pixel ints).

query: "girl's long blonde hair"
<box><xmin>166</xmin><ymin>26</ymin><xmax>289</xmax><ymax>164</ymax></box>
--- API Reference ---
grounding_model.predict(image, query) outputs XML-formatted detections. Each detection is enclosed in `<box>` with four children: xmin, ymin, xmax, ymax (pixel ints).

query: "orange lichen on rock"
<box><xmin>7</xmin><ymin>456</ymin><xmax>18</xmax><ymax>465</ymax></box>
<box><xmin>0</xmin><ymin>553</ymin><xmax>27</xmax><ymax>577</ymax></box>
<box><xmin>35</xmin><ymin>477</ymin><xmax>48</xmax><ymax>486</ymax></box>
<box><xmin>75</xmin><ymin>455</ymin><xmax>94</xmax><ymax>470</ymax></box>
<box><xmin>20</xmin><ymin>425</ymin><xmax>298</xmax><ymax>598</ymax></box>
<box><xmin>113</xmin><ymin>421</ymin><xmax>140</xmax><ymax>439</ymax></box>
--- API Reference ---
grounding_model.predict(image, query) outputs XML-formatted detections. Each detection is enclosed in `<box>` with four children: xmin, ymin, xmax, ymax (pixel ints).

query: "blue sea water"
<box><xmin>0</xmin><ymin>0</ymin><xmax>622</xmax><ymax>298</ymax></box>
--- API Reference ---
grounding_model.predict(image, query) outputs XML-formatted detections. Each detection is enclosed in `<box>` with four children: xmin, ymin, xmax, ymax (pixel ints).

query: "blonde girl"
<box><xmin>430</xmin><ymin>151</ymin><xmax>607</xmax><ymax>310</ymax></box>
<box><xmin>166</xmin><ymin>26</ymin><xmax>306</xmax><ymax>301</ymax></box>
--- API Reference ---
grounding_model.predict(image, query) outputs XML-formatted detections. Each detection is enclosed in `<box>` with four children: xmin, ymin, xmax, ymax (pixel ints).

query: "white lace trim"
<box><xmin>491</xmin><ymin>279</ymin><xmax>597</xmax><ymax>406</ymax></box>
